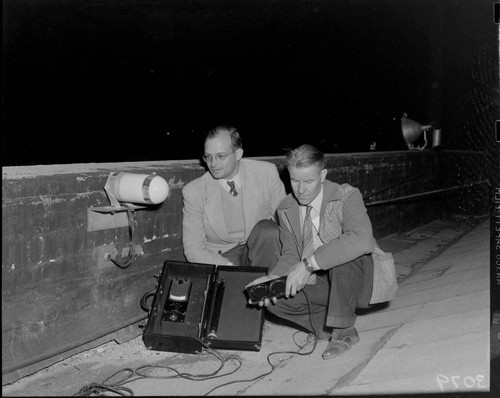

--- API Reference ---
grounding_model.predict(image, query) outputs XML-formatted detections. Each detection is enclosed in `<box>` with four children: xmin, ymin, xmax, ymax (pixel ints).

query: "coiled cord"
<box><xmin>108</xmin><ymin>205</ymin><xmax>137</xmax><ymax>269</ymax></box>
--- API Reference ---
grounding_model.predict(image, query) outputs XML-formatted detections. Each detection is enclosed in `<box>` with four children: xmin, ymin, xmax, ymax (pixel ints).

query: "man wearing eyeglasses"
<box><xmin>182</xmin><ymin>125</ymin><xmax>286</xmax><ymax>267</ymax></box>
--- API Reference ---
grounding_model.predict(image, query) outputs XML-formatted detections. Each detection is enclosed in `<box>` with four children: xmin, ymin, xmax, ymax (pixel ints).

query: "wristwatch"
<box><xmin>302</xmin><ymin>258</ymin><xmax>314</xmax><ymax>273</ymax></box>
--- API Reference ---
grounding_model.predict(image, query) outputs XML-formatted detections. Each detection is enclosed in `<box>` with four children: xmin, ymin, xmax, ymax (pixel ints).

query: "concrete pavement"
<box><xmin>2</xmin><ymin>217</ymin><xmax>493</xmax><ymax>396</ymax></box>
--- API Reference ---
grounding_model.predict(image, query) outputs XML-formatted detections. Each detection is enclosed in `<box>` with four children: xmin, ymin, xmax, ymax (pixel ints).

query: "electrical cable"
<box><xmin>73</xmin><ymin>298</ymin><xmax>318</xmax><ymax>396</ymax></box>
<box><xmin>74</xmin><ymin>368</ymin><xmax>136</xmax><ymax>396</ymax></box>
<box><xmin>203</xmin><ymin>289</ymin><xmax>319</xmax><ymax>396</ymax></box>
<box><xmin>74</xmin><ymin>382</ymin><xmax>134</xmax><ymax>397</ymax></box>
<box><xmin>203</xmin><ymin>330</ymin><xmax>316</xmax><ymax>396</ymax></box>
<box><xmin>109</xmin><ymin>205</ymin><xmax>137</xmax><ymax>269</ymax></box>
<box><xmin>133</xmin><ymin>347</ymin><xmax>243</xmax><ymax>381</ymax></box>
<box><xmin>74</xmin><ymin>272</ymin><xmax>321</xmax><ymax>396</ymax></box>
<box><xmin>73</xmin><ymin>342</ymin><xmax>242</xmax><ymax>396</ymax></box>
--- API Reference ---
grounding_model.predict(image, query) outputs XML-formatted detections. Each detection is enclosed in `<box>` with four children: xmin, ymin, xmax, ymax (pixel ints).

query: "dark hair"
<box><xmin>285</xmin><ymin>144</ymin><xmax>326</xmax><ymax>169</ymax></box>
<box><xmin>206</xmin><ymin>125</ymin><xmax>242</xmax><ymax>150</ymax></box>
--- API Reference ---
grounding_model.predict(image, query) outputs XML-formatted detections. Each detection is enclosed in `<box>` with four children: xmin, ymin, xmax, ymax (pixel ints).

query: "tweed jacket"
<box><xmin>182</xmin><ymin>159</ymin><xmax>286</xmax><ymax>265</ymax></box>
<box><xmin>272</xmin><ymin>180</ymin><xmax>394</xmax><ymax>304</ymax></box>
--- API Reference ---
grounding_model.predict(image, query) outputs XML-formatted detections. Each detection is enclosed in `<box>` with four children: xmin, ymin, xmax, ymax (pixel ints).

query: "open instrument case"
<box><xmin>142</xmin><ymin>260</ymin><xmax>267</xmax><ymax>354</ymax></box>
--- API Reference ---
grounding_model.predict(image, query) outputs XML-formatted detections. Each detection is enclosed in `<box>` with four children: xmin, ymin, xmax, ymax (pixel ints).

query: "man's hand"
<box><xmin>285</xmin><ymin>261</ymin><xmax>312</xmax><ymax>297</ymax></box>
<box><xmin>246</xmin><ymin>274</ymin><xmax>281</xmax><ymax>307</ymax></box>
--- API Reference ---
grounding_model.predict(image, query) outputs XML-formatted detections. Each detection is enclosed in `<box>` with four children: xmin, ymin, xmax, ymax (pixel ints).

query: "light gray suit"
<box><xmin>182</xmin><ymin>159</ymin><xmax>286</xmax><ymax>265</ymax></box>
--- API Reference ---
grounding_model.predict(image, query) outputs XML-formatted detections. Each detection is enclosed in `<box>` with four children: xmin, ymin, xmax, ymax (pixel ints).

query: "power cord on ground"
<box><xmin>75</xmin><ymin>271</ymin><xmax>321</xmax><ymax>396</ymax></box>
<box><xmin>73</xmin><ymin>339</ymin><xmax>242</xmax><ymax>396</ymax></box>
<box><xmin>203</xmin><ymin>278</ymin><xmax>320</xmax><ymax>395</ymax></box>
<box><xmin>204</xmin><ymin>329</ymin><xmax>317</xmax><ymax>396</ymax></box>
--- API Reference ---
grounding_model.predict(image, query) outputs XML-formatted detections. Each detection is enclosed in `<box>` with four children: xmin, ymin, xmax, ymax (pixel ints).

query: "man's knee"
<box><xmin>328</xmin><ymin>254</ymin><xmax>373</xmax><ymax>308</ymax></box>
<box><xmin>249</xmin><ymin>219</ymin><xmax>279</xmax><ymax>243</ymax></box>
<box><xmin>328</xmin><ymin>254</ymin><xmax>369</xmax><ymax>280</ymax></box>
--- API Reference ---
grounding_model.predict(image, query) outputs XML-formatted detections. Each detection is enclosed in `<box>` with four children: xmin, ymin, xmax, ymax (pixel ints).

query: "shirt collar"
<box><xmin>219</xmin><ymin>172</ymin><xmax>241</xmax><ymax>191</ymax></box>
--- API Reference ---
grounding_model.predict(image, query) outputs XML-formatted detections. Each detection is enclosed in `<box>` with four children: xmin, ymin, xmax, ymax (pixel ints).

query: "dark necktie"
<box><xmin>302</xmin><ymin>205</ymin><xmax>314</xmax><ymax>260</ymax></box>
<box><xmin>227</xmin><ymin>180</ymin><xmax>238</xmax><ymax>196</ymax></box>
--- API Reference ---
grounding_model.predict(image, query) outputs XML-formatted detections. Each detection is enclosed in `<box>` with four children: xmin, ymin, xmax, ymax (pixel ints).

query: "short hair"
<box><xmin>205</xmin><ymin>125</ymin><xmax>242</xmax><ymax>150</ymax></box>
<box><xmin>286</xmin><ymin>144</ymin><xmax>326</xmax><ymax>170</ymax></box>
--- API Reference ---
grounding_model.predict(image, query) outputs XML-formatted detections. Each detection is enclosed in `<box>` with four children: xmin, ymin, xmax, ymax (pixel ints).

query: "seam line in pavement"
<box><xmin>326</xmin><ymin>324</ymin><xmax>404</xmax><ymax>393</ymax></box>
<box><xmin>398</xmin><ymin>220</ymin><xmax>486</xmax><ymax>285</ymax></box>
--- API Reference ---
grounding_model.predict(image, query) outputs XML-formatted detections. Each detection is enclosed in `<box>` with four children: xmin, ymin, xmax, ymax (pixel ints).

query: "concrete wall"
<box><xmin>1</xmin><ymin>150</ymin><xmax>490</xmax><ymax>383</ymax></box>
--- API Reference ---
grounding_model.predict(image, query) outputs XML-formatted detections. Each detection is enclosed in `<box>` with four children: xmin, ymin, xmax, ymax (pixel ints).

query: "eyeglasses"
<box><xmin>202</xmin><ymin>151</ymin><xmax>235</xmax><ymax>163</ymax></box>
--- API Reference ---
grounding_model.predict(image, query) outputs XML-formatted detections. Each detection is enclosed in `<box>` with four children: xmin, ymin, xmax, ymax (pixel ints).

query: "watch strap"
<box><xmin>302</xmin><ymin>258</ymin><xmax>314</xmax><ymax>273</ymax></box>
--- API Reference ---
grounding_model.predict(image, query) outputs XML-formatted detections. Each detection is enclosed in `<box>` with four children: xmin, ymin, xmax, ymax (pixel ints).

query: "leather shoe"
<box><xmin>322</xmin><ymin>327</ymin><xmax>360</xmax><ymax>360</ymax></box>
<box><xmin>307</xmin><ymin>330</ymin><xmax>331</xmax><ymax>344</ymax></box>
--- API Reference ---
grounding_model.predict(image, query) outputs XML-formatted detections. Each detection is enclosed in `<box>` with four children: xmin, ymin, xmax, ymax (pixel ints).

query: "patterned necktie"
<box><xmin>302</xmin><ymin>205</ymin><xmax>314</xmax><ymax>260</ymax></box>
<box><xmin>227</xmin><ymin>180</ymin><xmax>238</xmax><ymax>196</ymax></box>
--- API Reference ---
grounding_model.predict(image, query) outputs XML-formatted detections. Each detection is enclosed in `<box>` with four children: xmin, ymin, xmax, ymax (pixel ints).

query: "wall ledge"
<box><xmin>1</xmin><ymin>149</ymin><xmax>482</xmax><ymax>179</ymax></box>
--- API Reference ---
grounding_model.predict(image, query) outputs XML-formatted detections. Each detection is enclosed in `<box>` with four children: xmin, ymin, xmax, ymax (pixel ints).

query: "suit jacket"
<box><xmin>272</xmin><ymin>179</ymin><xmax>375</xmax><ymax>273</ymax></box>
<box><xmin>182</xmin><ymin>159</ymin><xmax>286</xmax><ymax>265</ymax></box>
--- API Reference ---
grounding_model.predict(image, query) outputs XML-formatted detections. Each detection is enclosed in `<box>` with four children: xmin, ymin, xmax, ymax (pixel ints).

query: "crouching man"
<box><xmin>247</xmin><ymin>144</ymin><xmax>393</xmax><ymax>360</ymax></box>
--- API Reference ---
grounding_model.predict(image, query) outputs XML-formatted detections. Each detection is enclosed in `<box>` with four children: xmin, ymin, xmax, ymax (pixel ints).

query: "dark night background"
<box><xmin>2</xmin><ymin>0</ymin><xmax>497</xmax><ymax>166</ymax></box>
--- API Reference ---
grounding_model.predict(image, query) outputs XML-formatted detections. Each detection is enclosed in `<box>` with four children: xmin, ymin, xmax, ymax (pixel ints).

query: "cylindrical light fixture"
<box><xmin>107</xmin><ymin>172</ymin><xmax>169</xmax><ymax>205</ymax></box>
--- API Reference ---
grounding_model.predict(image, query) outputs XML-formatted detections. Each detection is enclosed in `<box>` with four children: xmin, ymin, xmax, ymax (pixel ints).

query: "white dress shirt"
<box><xmin>219</xmin><ymin>173</ymin><xmax>242</xmax><ymax>194</ymax></box>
